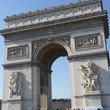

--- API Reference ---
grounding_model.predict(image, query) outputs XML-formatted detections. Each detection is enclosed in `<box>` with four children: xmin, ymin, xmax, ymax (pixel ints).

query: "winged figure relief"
<box><xmin>9</xmin><ymin>71</ymin><xmax>23</xmax><ymax>98</ymax></box>
<box><xmin>80</xmin><ymin>61</ymin><xmax>100</xmax><ymax>91</ymax></box>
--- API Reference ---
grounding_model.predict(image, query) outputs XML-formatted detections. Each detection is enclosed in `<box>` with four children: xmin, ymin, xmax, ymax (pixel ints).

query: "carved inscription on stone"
<box><xmin>75</xmin><ymin>35</ymin><xmax>100</xmax><ymax>50</ymax></box>
<box><xmin>7</xmin><ymin>45</ymin><xmax>29</xmax><ymax>59</ymax></box>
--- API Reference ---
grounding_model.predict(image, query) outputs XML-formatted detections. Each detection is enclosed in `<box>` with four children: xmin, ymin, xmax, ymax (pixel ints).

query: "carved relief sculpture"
<box><xmin>9</xmin><ymin>71</ymin><xmax>23</xmax><ymax>98</ymax></box>
<box><xmin>8</xmin><ymin>45</ymin><xmax>29</xmax><ymax>60</ymax></box>
<box><xmin>80</xmin><ymin>61</ymin><xmax>100</xmax><ymax>91</ymax></box>
<box><xmin>75</xmin><ymin>35</ymin><xmax>100</xmax><ymax>50</ymax></box>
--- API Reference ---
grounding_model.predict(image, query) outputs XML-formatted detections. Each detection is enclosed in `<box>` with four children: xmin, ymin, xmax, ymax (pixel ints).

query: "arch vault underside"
<box><xmin>33</xmin><ymin>41</ymin><xmax>69</xmax><ymax>68</ymax></box>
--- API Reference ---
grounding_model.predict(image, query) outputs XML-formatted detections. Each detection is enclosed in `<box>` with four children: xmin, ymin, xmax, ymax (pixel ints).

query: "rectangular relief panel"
<box><xmin>7</xmin><ymin>45</ymin><xmax>29</xmax><ymax>60</ymax></box>
<box><xmin>75</xmin><ymin>34</ymin><xmax>101</xmax><ymax>50</ymax></box>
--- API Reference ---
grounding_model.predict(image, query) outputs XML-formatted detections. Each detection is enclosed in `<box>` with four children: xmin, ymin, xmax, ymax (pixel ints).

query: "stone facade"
<box><xmin>4</xmin><ymin>0</ymin><xmax>102</xmax><ymax>29</ymax></box>
<box><xmin>0</xmin><ymin>0</ymin><xmax>110</xmax><ymax>110</ymax></box>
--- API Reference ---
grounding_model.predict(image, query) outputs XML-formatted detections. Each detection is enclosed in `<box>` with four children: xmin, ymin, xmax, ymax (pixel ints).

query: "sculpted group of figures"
<box><xmin>80</xmin><ymin>61</ymin><xmax>100</xmax><ymax>91</ymax></box>
<box><xmin>9</xmin><ymin>61</ymin><xmax>100</xmax><ymax>98</ymax></box>
<box><xmin>76</xmin><ymin>36</ymin><xmax>99</xmax><ymax>49</ymax></box>
<box><xmin>9</xmin><ymin>71</ymin><xmax>23</xmax><ymax>98</ymax></box>
<box><xmin>8</xmin><ymin>46</ymin><xmax>28</xmax><ymax>59</ymax></box>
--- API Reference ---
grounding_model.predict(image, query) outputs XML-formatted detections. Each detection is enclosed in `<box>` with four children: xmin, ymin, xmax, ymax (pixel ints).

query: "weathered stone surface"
<box><xmin>7</xmin><ymin>45</ymin><xmax>29</xmax><ymax>60</ymax></box>
<box><xmin>4</xmin><ymin>0</ymin><xmax>102</xmax><ymax>29</ymax></box>
<box><xmin>0</xmin><ymin>0</ymin><xmax>110</xmax><ymax>110</ymax></box>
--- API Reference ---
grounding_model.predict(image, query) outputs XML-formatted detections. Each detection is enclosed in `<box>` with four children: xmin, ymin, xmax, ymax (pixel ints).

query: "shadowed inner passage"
<box><xmin>37</xmin><ymin>43</ymin><xmax>67</xmax><ymax>68</ymax></box>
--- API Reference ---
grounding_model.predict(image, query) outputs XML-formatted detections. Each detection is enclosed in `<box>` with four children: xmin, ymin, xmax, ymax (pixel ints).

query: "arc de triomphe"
<box><xmin>0</xmin><ymin>0</ymin><xmax>110</xmax><ymax>110</ymax></box>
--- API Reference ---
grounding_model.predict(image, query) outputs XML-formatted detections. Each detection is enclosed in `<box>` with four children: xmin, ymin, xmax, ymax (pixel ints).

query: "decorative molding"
<box><xmin>1</xmin><ymin>11</ymin><xmax>106</xmax><ymax>35</ymax></box>
<box><xmin>1</xmin><ymin>11</ymin><xmax>108</xmax><ymax>42</ymax></box>
<box><xmin>3</xmin><ymin>61</ymin><xmax>52</xmax><ymax>73</ymax></box>
<box><xmin>5</xmin><ymin>0</ymin><xmax>102</xmax><ymax>20</ymax></box>
<box><xmin>4</xmin><ymin>19</ymin><xmax>103</xmax><ymax>42</ymax></box>
<box><xmin>32</xmin><ymin>35</ymin><xmax>70</xmax><ymax>62</ymax></box>
<box><xmin>84</xmin><ymin>91</ymin><xmax>101</xmax><ymax>96</ymax></box>
<box><xmin>58</xmin><ymin>36</ymin><xmax>70</xmax><ymax>47</ymax></box>
<box><xmin>68</xmin><ymin>51</ymin><xmax>109</xmax><ymax>61</ymax></box>
<box><xmin>32</xmin><ymin>36</ymin><xmax>70</xmax><ymax>52</ymax></box>
<box><xmin>32</xmin><ymin>40</ymin><xmax>46</xmax><ymax>54</ymax></box>
<box><xmin>4</xmin><ymin>0</ymin><xmax>102</xmax><ymax>29</ymax></box>
<box><xmin>47</xmin><ymin>36</ymin><xmax>70</xmax><ymax>47</ymax></box>
<box><xmin>7</xmin><ymin>45</ymin><xmax>29</xmax><ymax>60</ymax></box>
<box><xmin>75</xmin><ymin>34</ymin><xmax>101</xmax><ymax>50</ymax></box>
<box><xmin>3</xmin><ymin>61</ymin><xmax>37</xmax><ymax>69</ymax></box>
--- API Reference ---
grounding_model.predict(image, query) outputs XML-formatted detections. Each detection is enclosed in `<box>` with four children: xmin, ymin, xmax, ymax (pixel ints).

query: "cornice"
<box><xmin>3</xmin><ymin>61</ymin><xmax>52</xmax><ymax>73</ymax></box>
<box><xmin>4</xmin><ymin>20</ymin><xmax>104</xmax><ymax>42</ymax></box>
<box><xmin>0</xmin><ymin>11</ymin><xmax>108</xmax><ymax>36</ymax></box>
<box><xmin>68</xmin><ymin>51</ymin><xmax>110</xmax><ymax>66</ymax></box>
<box><xmin>3</xmin><ymin>61</ymin><xmax>38</xmax><ymax>69</ymax></box>
<box><xmin>4</xmin><ymin>0</ymin><xmax>102</xmax><ymax>21</ymax></box>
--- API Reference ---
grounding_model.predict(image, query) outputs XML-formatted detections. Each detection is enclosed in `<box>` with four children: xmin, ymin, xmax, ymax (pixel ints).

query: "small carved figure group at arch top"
<box><xmin>80</xmin><ymin>61</ymin><xmax>100</xmax><ymax>92</ymax></box>
<box><xmin>9</xmin><ymin>71</ymin><xmax>23</xmax><ymax>98</ymax></box>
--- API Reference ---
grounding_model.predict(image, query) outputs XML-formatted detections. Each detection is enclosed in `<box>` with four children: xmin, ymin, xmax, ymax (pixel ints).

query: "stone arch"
<box><xmin>1</xmin><ymin>0</ymin><xmax>109</xmax><ymax>110</ymax></box>
<box><xmin>33</xmin><ymin>38</ymin><xmax>71</xmax><ymax>68</ymax></box>
<box><xmin>32</xmin><ymin>38</ymin><xmax>72</xmax><ymax>110</ymax></box>
<box><xmin>40</xmin><ymin>72</ymin><xmax>48</xmax><ymax>88</ymax></box>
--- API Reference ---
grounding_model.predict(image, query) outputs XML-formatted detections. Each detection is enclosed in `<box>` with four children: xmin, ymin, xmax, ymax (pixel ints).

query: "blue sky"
<box><xmin>0</xmin><ymin>0</ymin><xmax>110</xmax><ymax>99</ymax></box>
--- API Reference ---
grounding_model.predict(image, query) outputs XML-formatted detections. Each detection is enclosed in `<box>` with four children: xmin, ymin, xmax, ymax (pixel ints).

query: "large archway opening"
<box><xmin>51</xmin><ymin>56</ymin><xmax>71</xmax><ymax>110</ymax></box>
<box><xmin>36</xmin><ymin>42</ymin><xmax>71</xmax><ymax>110</ymax></box>
<box><xmin>52</xmin><ymin>56</ymin><xmax>71</xmax><ymax>99</ymax></box>
<box><xmin>36</xmin><ymin>43</ymin><xmax>68</xmax><ymax>68</ymax></box>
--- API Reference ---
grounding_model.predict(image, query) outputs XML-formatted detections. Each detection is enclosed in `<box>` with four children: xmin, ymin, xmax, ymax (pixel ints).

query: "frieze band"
<box><xmin>7</xmin><ymin>45</ymin><xmax>29</xmax><ymax>60</ymax></box>
<box><xmin>75</xmin><ymin>35</ymin><xmax>101</xmax><ymax>50</ymax></box>
<box><xmin>4</xmin><ymin>18</ymin><xmax>103</xmax><ymax>42</ymax></box>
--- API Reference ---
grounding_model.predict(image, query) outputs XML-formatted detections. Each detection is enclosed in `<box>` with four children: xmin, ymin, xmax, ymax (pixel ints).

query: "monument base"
<box><xmin>84</xmin><ymin>91</ymin><xmax>103</xmax><ymax>110</ymax></box>
<box><xmin>71</xmin><ymin>91</ymin><xmax>103</xmax><ymax>110</ymax></box>
<box><xmin>8</xmin><ymin>96</ymin><xmax>22</xmax><ymax>110</ymax></box>
<box><xmin>85</xmin><ymin>107</ymin><xmax>103</xmax><ymax>110</ymax></box>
